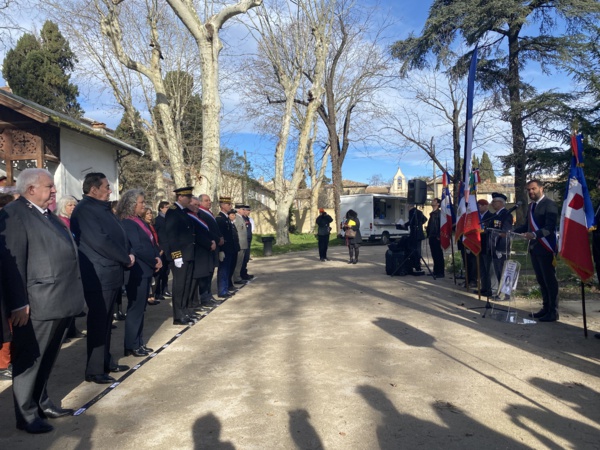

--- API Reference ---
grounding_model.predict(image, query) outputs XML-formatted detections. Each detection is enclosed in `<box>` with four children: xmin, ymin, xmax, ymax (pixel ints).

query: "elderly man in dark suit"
<box><xmin>489</xmin><ymin>193</ymin><xmax>513</xmax><ymax>292</ymax></box>
<box><xmin>515</xmin><ymin>180</ymin><xmax>559</xmax><ymax>322</ymax></box>
<box><xmin>71</xmin><ymin>172</ymin><xmax>134</xmax><ymax>384</ymax></box>
<box><xmin>0</xmin><ymin>168</ymin><xmax>85</xmax><ymax>433</ymax></box>
<box><xmin>197</xmin><ymin>194</ymin><xmax>223</xmax><ymax>304</ymax></box>
<box><xmin>215</xmin><ymin>197</ymin><xmax>239</xmax><ymax>298</ymax></box>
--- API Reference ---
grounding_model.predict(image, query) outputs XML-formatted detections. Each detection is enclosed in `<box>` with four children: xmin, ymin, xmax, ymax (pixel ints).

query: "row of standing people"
<box><xmin>0</xmin><ymin>171</ymin><xmax>255</xmax><ymax>434</ymax></box>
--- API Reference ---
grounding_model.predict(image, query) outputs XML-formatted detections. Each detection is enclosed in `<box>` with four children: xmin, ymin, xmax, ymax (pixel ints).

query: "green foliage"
<box><xmin>114</xmin><ymin>113</ymin><xmax>159</xmax><ymax>202</ymax></box>
<box><xmin>479</xmin><ymin>151</ymin><xmax>496</xmax><ymax>183</ymax></box>
<box><xmin>2</xmin><ymin>20</ymin><xmax>83</xmax><ymax>117</ymax></box>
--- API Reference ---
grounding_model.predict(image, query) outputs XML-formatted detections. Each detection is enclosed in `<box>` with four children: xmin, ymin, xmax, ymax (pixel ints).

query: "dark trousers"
<box><xmin>196</xmin><ymin>276</ymin><xmax>212</xmax><ymax>304</ymax></box>
<box><xmin>154</xmin><ymin>254</ymin><xmax>170</xmax><ymax>296</ymax></box>
<box><xmin>428</xmin><ymin>236</ymin><xmax>444</xmax><ymax>276</ymax></box>
<box><xmin>409</xmin><ymin>239</ymin><xmax>422</xmax><ymax>270</ymax></box>
<box><xmin>171</xmin><ymin>260</ymin><xmax>196</xmax><ymax>320</ymax></box>
<box><xmin>241</xmin><ymin>247</ymin><xmax>251</xmax><ymax>278</ymax></box>
<box><xmin>12</xmin><ymin>316</ymin><xmax>72</xmax><ymax>426</ymax></box>
<box><xmin>531</xmin><ymin>251</ymin><xmax>559</xmax><ymax>315</ymax></box>
<box><xmin>479</xmin><ymin>253</ymin><xmax>493</xmax><ymax>295</ymax></box>
<box><xmin>593</xmin><ymin>233</ymin><xmax>600</xmax><ymax>283</ymax></box>
<box><xmin>318</xmin><ymin>234</ymin><xmax>329</xmax><ymax>259</ymax></box>
<box><xmin>85</xmin><ymin>288</ymin><xmax>120</xmax><ymax>376</ymax></box>
<box><xmin>493</xmin><ymin>256</ymin><xmax>507</xmax><ymax>282</ymax></box>
<box><xmin>217</xmin><ymin>252</ymin><xmax>235</xmax><ymax>295</ymax></box>
<box><xmin>124</xmin><ymin>276</ymin><xmax>150</xmax><ymax>351</ymax></box>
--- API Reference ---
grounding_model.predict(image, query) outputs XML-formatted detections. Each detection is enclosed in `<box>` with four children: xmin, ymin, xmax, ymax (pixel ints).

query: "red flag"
<box><xmin>462</xmin><ymin>181</ymin><xmax>481</xmax><ymax>255</ymax></box>
<box><xmin>559</xmin><ymin>171</ymin><xmax>594</xmax><ymax>281</ymax></box>
<box><xmin>440</xmin><ymin>173</ymin><xmax>453</xmax><ymax>250</ymax></box>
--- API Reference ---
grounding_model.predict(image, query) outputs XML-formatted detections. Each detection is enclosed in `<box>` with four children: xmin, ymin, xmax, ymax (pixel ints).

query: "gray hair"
<box><xmin>115</xmin><ymin>189</ymin><xmax>144</xmax><ymax>220</ymax></box>
<box><xmin>57</xmin><ymin>195</ymin><xmax>78</xmax><ymax>217</ymax></box>
<box><xmin>15</xmin><ymin>168</ymin><xmax>52</xmax><ymax>194</ymax></box>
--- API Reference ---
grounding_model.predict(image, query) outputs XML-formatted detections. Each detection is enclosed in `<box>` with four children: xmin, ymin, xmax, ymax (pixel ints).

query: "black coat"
<box><xmin>189</xmin><ymin>215</ymin><xmax>215</xmax><ymax>278</ymax></box>
<box><xmin>426</xmin><ymin>209</ymin><xmax>441</xmax><ymax>239</ymax></box>
<box><xmin>121</xmin><ymin>219</ymin><xmax>160</xmax><ymax>279</ymax></box>
<box><xmin>216</xmin><ymin>211</ymin><xmax>238</xmax><ymax>254</ymax></box>
<box><xmin>71</xmin><ymin>195</ymin><xmax>131</xmax><ymax>291</ymax></box>
<box><xmin>197</xmin><ymin>208</ymin><xmax>220</xmax><ymax>266</ymax></box>
<box><xmin>408</xmin><ymin>208</ymin><xmax>427</xmax><ymax>241</ymax></box>
<box><xmin>479</xmin><ymin>210</ymin><xmax>495</xmax><ymax>254</ymax></box>
<box><xmin>165</xmin><ymin>204</ymin><xmax>195</xmax><ymax>262</ymax></box>
<box><xmin>154</xmin><ymin>213</ymin><xmax>168</xmax><ymax>253</ymax></box>
<box><xmin>514</xmin><ymin>196</ymin><xmax>558</xmax><ymax>255</ymax></box>
<box><xmin>489</xmin><ymin>208</ymin><xmax>513</xmax><ymax>256</ymax></box>
<box><xmin>0</xmin><ymin>196</ymin><xmax>85</xmax><ymax>320</ymax></box>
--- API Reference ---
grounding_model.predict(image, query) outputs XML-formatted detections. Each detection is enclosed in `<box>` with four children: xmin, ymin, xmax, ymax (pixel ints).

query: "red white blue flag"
<box><xmin>559</xmin><ymin>133</ymin><xmax>594</xmax><ymax>281</ymax></box>
<box><xmin>440</xmin><ymin>172</ymin><xmax>454</xmax><ymax>250</ymax></box>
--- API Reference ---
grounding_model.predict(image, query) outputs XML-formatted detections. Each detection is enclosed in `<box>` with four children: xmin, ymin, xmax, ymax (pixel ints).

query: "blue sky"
<box><xmin>0</xmin><ymin>1</ymin><xmax>573</xmax><ymax>185</ymax></box>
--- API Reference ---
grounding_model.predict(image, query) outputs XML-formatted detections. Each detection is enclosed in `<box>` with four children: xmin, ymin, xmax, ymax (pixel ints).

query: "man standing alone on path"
<box><xmin>71</xmin><ymin>172</ymin><xmax>133</xmax><ymax>384</ymax></box>
<box><xmin>425</xmin><ymin>198</ymin><xmax>444</xmax><ymax>278</ymax></box>
<box><xmin>316</xmin><ymin>208</ymin><xmax>333</xmax><ymax>262</ymax></box>
<box><xmin>515</xmin><ymin>180</ymin><xmax>559</xmax><ymax>322</ymax></box>
<box><xmin>0</xmin><ymin>168</ymin><xmax>85</xmax><ymax>433</ymax></box>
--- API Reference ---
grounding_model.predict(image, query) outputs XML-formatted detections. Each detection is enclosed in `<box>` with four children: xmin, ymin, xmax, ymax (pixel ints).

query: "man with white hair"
<box><xmin>0</xmin><ymin>168</ymin><xmax>85</xmax><ymax>433</ymax></box>
<box><xmin>489</xmin><ymin>192</ymin><xmax>513</xmax><ymax>297</ymax></box>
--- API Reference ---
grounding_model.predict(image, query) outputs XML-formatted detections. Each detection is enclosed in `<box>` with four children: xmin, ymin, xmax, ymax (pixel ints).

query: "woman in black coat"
<box><xmin>343</xmin><ymin>209</ymin><xmax>363</xmax><ymax>264</ymax></box>
<box><xmin>116</xmin><ymin>190</ymin><xmax>162</xmax><ymax>357</ymax></box>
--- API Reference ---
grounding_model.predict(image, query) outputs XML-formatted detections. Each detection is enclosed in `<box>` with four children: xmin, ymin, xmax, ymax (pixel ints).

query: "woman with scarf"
<box><xmin>116</xmin><ymin>190</ymin><xmax>162</xmax><ymax>357</ymax></box>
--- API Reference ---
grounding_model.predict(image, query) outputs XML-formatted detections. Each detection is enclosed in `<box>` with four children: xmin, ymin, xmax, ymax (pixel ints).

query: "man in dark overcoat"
<box><xmin>71</xmin><ymin>172</ymin><xmax>133</xmax><ymax>384</ymax></box>
<box><xmin>197</xmin><ymin>194</ymin><xmax>223</xmax><ymax>303</ymax></box>
<box><xmin>165</xmin><ymin>187</ymin><xmax>198</xmax><ymax>325</ymax></box>
<box><xmin>489</xmin><ymin>192</ymin><xmax>513</xmax><ymax>288</ymax></box>
<box><xmin>153</xmin><ymin>200</ymin><xmax>171</xmax><ymax>299</ymax></box>
<box><xmin>515</xmin><ymin>180</ymin><xmax>559</xmax><ymax>322</ymax></box>
<box><xmin>215</xmin><ymin>197</ymin><xmax>238</xmax><ymax>298</ymax></box>
<box><xmin>188</xmin><ymin>197</ymin><xmax>217</xmax><ymax>308</ymax></box>
<box><xmin>0</xmin><ymin>168</ymin><xmax>85</xmax><ymax>433</ymax></box>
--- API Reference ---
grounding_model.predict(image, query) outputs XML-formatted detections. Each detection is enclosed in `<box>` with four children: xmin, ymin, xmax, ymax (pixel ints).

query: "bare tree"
<box><xmin>165</xmin><ymin>0</ymin><xmax>263</xmax><ymax>201</ymax></box>
<box><xmin>239</xmin><ymin>0</ymin><xmax>335</xmax><ymax>244</ymax></box>
<box><xmin>42</xmin><ymin>0</ymin><xmax>204</xmax><ymax>198</ymax></box>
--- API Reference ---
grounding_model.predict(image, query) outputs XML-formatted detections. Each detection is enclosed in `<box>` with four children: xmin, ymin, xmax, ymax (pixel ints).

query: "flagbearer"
<box><xmin>489</xmin><ymin>192</ymin><xmax>513</xmax><ymax>299</ymax></box>
<box><xmin>593</xmin><ymin>177</ymin><xmax>600</xmax><ymax>339</ymax></box>
<box><xmin>515</xmin><ymin>180</ymin><xmax>559</xmax><ymax>322</ymax></box>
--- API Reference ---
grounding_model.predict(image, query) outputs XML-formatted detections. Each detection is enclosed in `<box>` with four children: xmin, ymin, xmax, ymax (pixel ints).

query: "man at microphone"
<box><xmin>488</xmin><ymin>193</ymin><xmax>513</xmax><ymax>299</ymax></box>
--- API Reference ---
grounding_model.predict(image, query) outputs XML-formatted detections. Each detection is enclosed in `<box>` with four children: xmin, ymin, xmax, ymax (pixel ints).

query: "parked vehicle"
<box><xmin>340</xmin><ymin>194</ymin><xmax>410</xmax><ymax>244</ymax></box>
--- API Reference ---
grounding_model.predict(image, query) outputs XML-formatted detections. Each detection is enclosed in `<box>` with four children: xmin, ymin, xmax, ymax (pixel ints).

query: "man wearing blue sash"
<box><xmin>515</xmin><ymin>180</ymin><xmax>559</xmax><ymax>322</ymax></box>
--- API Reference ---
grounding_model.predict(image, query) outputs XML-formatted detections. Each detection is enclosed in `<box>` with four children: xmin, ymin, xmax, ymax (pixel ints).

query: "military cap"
<box><xmin>235</xmin><ymin>203</ymin><xmax>245</xmax><ymax>209</ymax></box>
<box><xmin>174</xmin><ymin>186</ymin><xmax>193</xmax><ymax>196</ymax></box>
<box><xmin>219</xmin><ymin>196</ymin><xmax>232</xmax><ymax>204</ymax></box>
<box><xmin>491</xmin><ymin>192</ymin><xmax>507</xmax><ymax>201</ymax></box>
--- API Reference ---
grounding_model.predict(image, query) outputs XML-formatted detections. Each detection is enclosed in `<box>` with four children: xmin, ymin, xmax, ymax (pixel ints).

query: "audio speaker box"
<box><xmin>407</xmin><ymin>179</ymin><xmax>427</xmax><ymax>205</ymax></box>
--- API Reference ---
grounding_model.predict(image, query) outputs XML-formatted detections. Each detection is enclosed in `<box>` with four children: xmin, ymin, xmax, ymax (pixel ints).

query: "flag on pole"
<box><xmin>462</xmin><ymin>172</ymin><xmax>482</xmax><ymax>255</ymax></box>
<box><xmin>440</xmin><ymin>172</ymin><xmax>454</xmax><ymax>250</ymax></box>
<box><xmin>457</xmin><ymin>46</ymin><xmax>478</xmax><ymax>243</ymax></box>
<box><xmin>559</xmin><ymin>133</ymin><xmax>595</xmax><ymax>281</ymax></box>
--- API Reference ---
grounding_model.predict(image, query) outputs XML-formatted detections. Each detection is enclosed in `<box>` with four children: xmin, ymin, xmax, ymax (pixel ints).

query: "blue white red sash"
<box><xmin>529</xmin><ymin>203</ymin><xmax>555</xmax><ymax>253</ymax></box>
<box><xmin>187</xmin><ymin>212</ymin><xmax>209</xmax><ymax>230</ymax></box>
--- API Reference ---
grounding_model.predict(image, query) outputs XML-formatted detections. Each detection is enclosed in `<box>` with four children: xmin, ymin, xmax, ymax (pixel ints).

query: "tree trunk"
<box><xmin>507</xmin><ymin>26</ymin><xmax>527</xmax><ymax>224</ymax></box>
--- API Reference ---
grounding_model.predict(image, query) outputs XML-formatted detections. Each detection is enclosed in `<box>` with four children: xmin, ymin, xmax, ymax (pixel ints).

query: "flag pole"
<box><xmin>581</xmin><ymin>280</ymin><xmax>588</xmax><ymax>338</ymax></box>
<box><xmin>451</xmin><ymin>231</ymin><xmax>457</xmax><ymax>285</ymax></box>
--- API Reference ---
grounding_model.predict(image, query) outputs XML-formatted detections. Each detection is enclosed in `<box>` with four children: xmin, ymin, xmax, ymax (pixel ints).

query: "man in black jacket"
<box><xmin>197</xmin><ymin>194</ymin><xmax>223</xmax><ymax>303</ymax></box>
<box><xmin>165</xmin><ymin>187</ymin><xmax>198</xmax><ymax>325</ymax></box>
<box><xmin>477</xmin><ymin>199</ymin><xmax>496</xmax><ymax>297</ymax></box>
<box><xmin>408</xmin><ymin>205</ymin><xmax>427</xmax><ymax>273</ymax></box>
<box><xmin>153</xmin><ymin>200</ymin><xmax>171</xmax><ymax>299</ymax></box>
<box><xmin>215</xmin><ymin>196</ymin><xmax>238</xmax><ymax>298</ymax></box>
<box><xmin>515</xmin><ymin>180</ymin><xmax>559</xmax><ymax>322</ymax></box>
<box><xmin>71</xmin><ymin>173</ymin><xmax>133</xmax><ymax>384</ymax></box>
<box><xmin>425</xmin><ymin>198</ymin><xmax>444</xmax><ymax>277</ymax></box>
<box><xmin>0</xmin><ymin>168</ymin><xmax>85</xmax><ymax>433</ymax></box>
<box><xmin>489</xmin><ymin>193</ymin><xmax>513</xmax><ymax>290</ymax></box>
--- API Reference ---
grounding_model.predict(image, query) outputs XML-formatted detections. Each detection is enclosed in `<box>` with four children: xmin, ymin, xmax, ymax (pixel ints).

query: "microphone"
<box><xmin>506</xmin><ymin>201</ymin><xmax>522</xmax><ymax>214</ymax></box>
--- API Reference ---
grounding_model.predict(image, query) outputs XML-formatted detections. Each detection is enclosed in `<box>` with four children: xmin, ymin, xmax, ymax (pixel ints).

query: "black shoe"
<box><xmin>163</xmin><ymin>291</ymin><xmax>173</xmax><ymax>298</ymax></box>
<box><xmin>124</xmin><ymin>348</ymin><xmax>149</xmax><ymax>357</ymax></box>
<box><xmin>228</xmin><ymin>287</ymin><xmax>239</xmax><ymax>293</ymax></box>
<box><xmin>218</xmin><ymin>293</ymin><xmax>232</xmax><ymax>299</ymax></box>
<box><xmin>67</xmin><ymin>328</ymin><xmax>86</xmax><ymax>339</ymax></box>
<box><xmin>435</xmin><ymin>274</ymin><xmax>445</xmax><ymax>279</ymax></box>
<box><xmin>528</xmin><ymin>309</ymin><xmax>547</xmax><ymax>319</ymax></box>
<box><xmin>234</xmin><ymin>280</ymin><xmax>248</xmax><ymax>285</ymax></box>
<box><xmin>141</xmin><ymin>345</ymin><xmax>154</xmax><ymax>353</ymax></box>
<box><xmin>242</xmin><ymin>275</ymin><xmax>255</xmax><ymax>280</ymax></box>
<box><xmin>75</xmin><ymin>310</ymin><xmax>87</xmax><ymax>318</ymax></box>
<box><xmin>113</xmin><ymin>311</ymin><xmax>126</xmax><ymax>321</ymax></box>
<box><xmin>538</xmin><ymin>313</ymin><xmax>558</xmax><ymax>322</ymax></box>
<box><xmin>352</xmin><ymin>260</ymin><xmax>358</xmax><ymax>264</ymax></box>
<box><xmin>109</xmin><ymin>364</ymin><xmax>130</xmax><ymax>373</ymax></box>
<box><xmin>201</xmin><ymin>299</ymin><xmax>221</xmax><ymax>307</ymax></box>
<box><xmin>0</xmin><ymin>366</ymin><xmax>11</xmax><ymax>380</ymax></box>
<box><xmin>320</xmin><ymin>259</ymin><xmax>326</xmax><ymax>262</ymax></box>
<box><xmin>17</xmin><ymin>418</ymin><xmax>54</xmax><ymax>434</ymax></box>
<box><xmin>173</xmin><ymin>318</ymin><xmax>194</xmax><ymax>326</ymax></box>
<box><xmin>40</xmin><ymin>406</ymin><xmax>74</xmax><ymax>419</ymax></box>
<box><xmin>85</xmin><ymin>374</ymin><xmax>116</xmax><ymax>384</ymax></box>
<box><xmin>155</xmin><ymin>294</ymin><xmax>165</xmax><ymax>301</ymax></box>
<box><xmin>348</xmin><ymin>260</ymin><xmax>353</xmax><ymax>264</ymax></box>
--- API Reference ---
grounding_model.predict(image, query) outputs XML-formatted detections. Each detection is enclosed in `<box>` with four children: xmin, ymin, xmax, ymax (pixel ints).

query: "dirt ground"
<box><xmin>1</xmin><ymin>243</ymin><xmax>599</xmax><ymax>449</ymax></box>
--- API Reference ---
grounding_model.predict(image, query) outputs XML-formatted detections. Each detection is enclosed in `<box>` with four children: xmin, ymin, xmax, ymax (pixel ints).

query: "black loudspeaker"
<box><xmin>407</xmin><ymin>179</ymin><xmax>427</xmax><ymax>205</ymax></box>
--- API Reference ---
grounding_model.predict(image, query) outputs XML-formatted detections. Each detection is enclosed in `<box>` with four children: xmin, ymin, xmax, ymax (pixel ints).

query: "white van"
<box><xmin>340</xmin><ymin>194</ymin><xmax>410</xmax><ymax>244</ymax></box>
